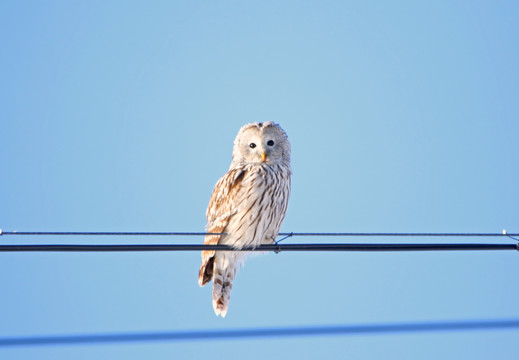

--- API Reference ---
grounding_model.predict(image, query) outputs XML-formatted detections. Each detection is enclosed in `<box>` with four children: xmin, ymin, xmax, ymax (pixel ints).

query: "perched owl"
<box><xmin>198</xmin><ymin>122</ymin><xmax>291</xmax><ymax>317</ymax></box>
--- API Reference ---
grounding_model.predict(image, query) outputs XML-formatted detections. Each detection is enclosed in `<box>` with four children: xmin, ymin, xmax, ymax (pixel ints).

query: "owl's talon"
<box><xmin>273</xmin><ymin>232</ymin><xmax>293</xmax><ymax>254</ymax></box>
<box><xmin>274</xmin><ymin>240</ymin><xmax>282</xmax><ymax>254</ymax></box>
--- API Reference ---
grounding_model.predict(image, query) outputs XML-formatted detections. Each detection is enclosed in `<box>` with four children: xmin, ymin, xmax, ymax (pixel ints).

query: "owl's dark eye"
<box><xmin>249</xmin><ymin>143</ymin><xmax>256</xmax><ymax>148</ymax></box>
<box><xmin>267</xmin><ymin>140</ymin><xmax>275</xmax><ymax>146</ymax></box>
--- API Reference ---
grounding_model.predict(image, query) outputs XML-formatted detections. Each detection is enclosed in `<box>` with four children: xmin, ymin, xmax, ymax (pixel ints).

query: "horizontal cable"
<box><xmin>1</xmin><ymin>318</ymin><xmax>518</xmax><ymax>347</ymax></box>
<box><xmin>1</xmin><ymin>231</ymin><xmax>216</xmax><ymax>236</ymax></box>
<box><xmin>0</xmin><ymin>243</ymin><xmax>517</xmax><ymax>252</ymax></box>
<box><xmin>1</xmin><ymin>231</ymin><xmax>518</xmax><ymax>237</ymax></box>
<box><xmin>2</xmin><ymin>231</ymin><xmax>519</xmax><ymax>237</ymax></box>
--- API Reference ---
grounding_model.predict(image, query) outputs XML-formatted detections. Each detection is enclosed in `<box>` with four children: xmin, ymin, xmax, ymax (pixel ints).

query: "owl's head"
<box><xmin>231</xmin><ymin>122</ymin><xmax>290</xmax><ymax>168</ymax></box>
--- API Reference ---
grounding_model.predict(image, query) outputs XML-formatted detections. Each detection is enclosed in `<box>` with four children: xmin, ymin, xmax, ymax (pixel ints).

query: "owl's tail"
<box><xmin>212</xmin><ymin>253</ymin><xmax>236</xmax><ymax>318</ymax></box>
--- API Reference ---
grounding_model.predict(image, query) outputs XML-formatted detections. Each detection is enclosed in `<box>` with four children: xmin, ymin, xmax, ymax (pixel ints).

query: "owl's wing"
<box><xmin>198</xmin><ymin>168</ymin><xmax>246</xmax><ymax>286</ymax></box>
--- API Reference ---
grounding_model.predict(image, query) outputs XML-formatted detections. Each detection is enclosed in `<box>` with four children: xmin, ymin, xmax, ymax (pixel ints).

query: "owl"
<box><xmin>198</xmin><ymin>122</ymin><xmax>291</xmax><ymax>317</ymax></box>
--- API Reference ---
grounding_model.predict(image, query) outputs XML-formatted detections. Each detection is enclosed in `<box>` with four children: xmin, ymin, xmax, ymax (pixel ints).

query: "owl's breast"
<box><xmin>222</xmin><ymin>163</ymin><xmax>290</xmax><ymax>249</ymax></box>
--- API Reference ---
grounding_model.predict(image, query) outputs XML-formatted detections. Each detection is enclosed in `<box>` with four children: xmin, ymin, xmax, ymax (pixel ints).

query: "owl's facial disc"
<box><xmin>240</xmin><ymin>131</ymin><xmax>265</xmax><ymax>163</ymax></box>
<box><xmin>239</xmin><ymin>126</ymin><xmax>285</xmax><ymax>164</ymax></box>
<box><xmin>261</xmin><ymin>127</ymin><xmax>285</xmax><ymax>163</ymax></box>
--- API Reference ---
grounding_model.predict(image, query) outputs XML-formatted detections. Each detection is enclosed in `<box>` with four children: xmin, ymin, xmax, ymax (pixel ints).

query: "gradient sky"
<box><xmin>1</xmin><ymin>1</ymin><xmax>518</xmax><ymax>359</ymax></box>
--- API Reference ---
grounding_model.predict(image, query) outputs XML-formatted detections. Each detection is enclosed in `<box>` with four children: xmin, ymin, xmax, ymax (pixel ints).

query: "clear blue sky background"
<box><xmin>1</xmin><ymin>1</ymin><xmax>518</xmax><ymax>359</ymax></box>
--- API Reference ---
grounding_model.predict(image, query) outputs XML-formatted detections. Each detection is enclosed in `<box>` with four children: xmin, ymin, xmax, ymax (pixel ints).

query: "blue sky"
<box><xmin>1</xmin><ymin>1</ymin><xmax>518</xmax><ymax>359</ymax></box>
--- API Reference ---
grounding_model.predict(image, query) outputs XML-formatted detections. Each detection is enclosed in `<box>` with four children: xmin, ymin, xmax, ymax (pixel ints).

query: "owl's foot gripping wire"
<box><xmin>274</xmin><ymin>232</ymin><xmax>293</xmax><ymax>254</ymax></box>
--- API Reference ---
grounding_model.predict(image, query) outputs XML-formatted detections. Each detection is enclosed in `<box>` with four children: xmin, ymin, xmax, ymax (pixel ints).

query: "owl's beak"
<box><xmin>260</xmin><ymin>152</ymin><xmax>267</xmax><ymax>162</ymax></box>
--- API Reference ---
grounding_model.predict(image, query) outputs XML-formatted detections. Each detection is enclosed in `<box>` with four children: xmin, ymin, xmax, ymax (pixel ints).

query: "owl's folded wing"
<box><xmin>198</xmin><ymin>168</ymin><xmax>246</xmax><ymax>286</ymax></box>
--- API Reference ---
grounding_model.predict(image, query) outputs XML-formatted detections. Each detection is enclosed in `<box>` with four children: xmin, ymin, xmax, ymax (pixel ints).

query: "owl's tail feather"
<box><xmin>212</xmin><ymin>255</ymin><xmax>236</xmax><ymax>318</ymax></box>
<box><xmin>199</xmin><ymin>255</ymin><xmax>214</xmax><ymax>287</ymax></box>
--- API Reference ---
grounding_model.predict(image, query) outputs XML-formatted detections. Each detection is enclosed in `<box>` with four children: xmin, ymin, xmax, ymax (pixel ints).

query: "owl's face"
<box><xmin>232</xmin><ymin>122</ymin><xmax>290</xmax><ymax>166</ymax></box>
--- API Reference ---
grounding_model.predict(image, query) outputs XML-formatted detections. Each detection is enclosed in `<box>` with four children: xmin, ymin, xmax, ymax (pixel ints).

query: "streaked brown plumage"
<box><xmin>199</xmin><ymin>122</ymin><xmax>291</xmax><ymax>317</ymax></box>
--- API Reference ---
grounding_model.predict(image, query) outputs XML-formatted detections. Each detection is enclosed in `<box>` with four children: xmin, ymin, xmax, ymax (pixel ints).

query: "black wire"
<box><xmin>0</xmin><ymin>231</ymin><xmax>218</xmax><ymax>236</ymax></box>
<box><xmin>280</xmin><ymin>232</ymin><xmax>519</xmax><ymax>237</ymax></box>
<box><xmin>1</xmin><ymin>318</ymin><xmax>518</xmax><ymax>347</ymax></box>
<box><xmin>1</xmin><ymin>231</ymin><xmax>519</xmax><ymax>237</ymax></box>
<box><xmin>0</xmin><ymin>243</ymin><xmax>517</xmax><ymax>252</ymax></box>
